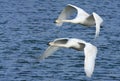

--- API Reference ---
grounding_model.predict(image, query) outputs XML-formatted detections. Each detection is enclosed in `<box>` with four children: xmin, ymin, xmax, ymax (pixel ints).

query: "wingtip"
<box><xmin>37</xmin><ymin>56</ymin><xmax>44</xmax><ymax>60</ymax></box>
<box><xmin>94</xmin><ymin>35</ymin><xmax>98</xmax><ymax>40</ymax></box>
<box><xmin>86</xmin><ymin>74</ymin><xmax>92</xmax><ymax>78</ymax></box>
<box><xmin>37</xmin><ymin>54</ymin><xmax>47</xmax><ymax>60</ymax></box>
<box><xmin>85</xmin><ymin>69</ymin><xmax>93</xmax><ymax>78</ymax></box>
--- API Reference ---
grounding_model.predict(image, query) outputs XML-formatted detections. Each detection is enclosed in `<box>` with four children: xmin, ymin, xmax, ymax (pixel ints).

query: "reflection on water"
<box><xmin>0</xmin><ymin>0</ymin><xmax>120</xmax><ymax>81</ymax></box>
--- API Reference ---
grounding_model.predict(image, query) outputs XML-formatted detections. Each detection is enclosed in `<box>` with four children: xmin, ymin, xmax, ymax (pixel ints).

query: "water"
<box><xmin>0</xmin><ymin>0</ymin><xmax>120</xmax><ymax>81</ymax></box>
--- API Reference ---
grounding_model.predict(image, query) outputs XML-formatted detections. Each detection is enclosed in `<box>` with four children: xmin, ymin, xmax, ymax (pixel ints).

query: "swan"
<box><xmin>39</xmin><ymin>38</ymin><xmax>97</xmax><ymax>77</ymax></box>
<box><xmin>55</xmin><ymin>4</ymin><xmax>103</xmax><ymax>38</ymax></box>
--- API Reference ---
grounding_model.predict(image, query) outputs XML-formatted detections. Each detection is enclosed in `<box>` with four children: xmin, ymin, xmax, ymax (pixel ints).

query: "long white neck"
<box><xmin>56</xmin><ymin>19</ymin><xmax>81</xmax><ymax>24</ymax></box>
<box><xmin>55</xmin><ymin>19</ymin><xmax>72</xmax><ymax>23</ymax></box>
<box><xmin>62</xmin><ymin>19</ymin><xmax>81</xmax><ymax>24</ymax></box>
<box><xmin>62</xmin><ymin>20</ymin><xmax>72</xmax><ymax>23</ymax></box>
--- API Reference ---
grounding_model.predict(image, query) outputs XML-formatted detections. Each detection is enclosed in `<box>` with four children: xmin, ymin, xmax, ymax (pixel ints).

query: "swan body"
<box><xmin>55</xmin><ymin>4</ymin><xmax>103</xmax><ymax>38</ymax></box>
<box><xmin>39</xmin><ymin>38</ymin><xmax>97</xmax><ymax>77</ymax></box>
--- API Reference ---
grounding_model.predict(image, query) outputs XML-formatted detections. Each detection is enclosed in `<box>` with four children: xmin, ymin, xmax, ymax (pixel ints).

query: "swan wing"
<box><xmin>69</xmin><ymin>4</ymin><xmax>89</xmax><ymax>19</ymax></box>
<box><xmin>39</xmin><ymin>46</ymin><xmax>59</xmax><ymax>60</ymax></box>
<box><xmin>55</xmin><ymin>4</ymin><xmax>77</xmax><ymax>26</ymax></box>
<box><xmin>93</xmin><ymin>12</ymin><xmax>103</xmax><ymax>38</ymax></box>
<box><xmin>84</xmin><ymin>43</ymin><xmax>97</xmax><ymax>77</ymax></box>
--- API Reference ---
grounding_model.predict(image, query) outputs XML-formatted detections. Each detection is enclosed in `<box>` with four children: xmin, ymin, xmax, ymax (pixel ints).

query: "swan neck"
<box><xmin>62</xmin><ymin>20</ymin><xmax>72</xmax><ymax>23</ymax></box>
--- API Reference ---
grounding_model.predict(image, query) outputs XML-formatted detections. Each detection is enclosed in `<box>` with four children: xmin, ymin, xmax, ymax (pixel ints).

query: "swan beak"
<box><xmin>54</xmin><ymin>21</ymin><xmax>56</xmax><ymax>23</ymax></box>
<box><xmin>54</xmin><ymin>20</ymin><xmax>61</xmax><ymax>23</ymax></box>
<box><xmin>48</xmin><ymin>42</ymin><xmax>54</xmax><ymax>46</ymax></box>
<box><xmin>47</xmin><ymin>42</ymin><xmax>50</xmax><ymax>46</ymax></box>
<box><xmin>54</xmin><ymin>20</ymin><xmax>57</xmax><ymax>23</ymax></box>
<box><xmin>47</xmin><ymin>42</ymin><xmax>53</xmax><ymax>46</ymax></box>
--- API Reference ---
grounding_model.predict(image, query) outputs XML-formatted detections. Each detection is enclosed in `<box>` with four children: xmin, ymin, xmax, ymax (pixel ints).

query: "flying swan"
<box><xmin>55</xmin><ymin>4</ymin><xmax>103</xmax><ymax>38</ymax></box>
<box><xmin>39</xmin><ymin>38</ymin><xmax>97</xmax><ymax>77</ymax></box>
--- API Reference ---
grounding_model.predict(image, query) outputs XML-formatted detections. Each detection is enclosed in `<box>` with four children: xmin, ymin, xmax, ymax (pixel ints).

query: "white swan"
<box><xmin>55</xmin><ymin>4</ymin><xmax>103</xmax><ymax>38</ymax></box>
<box><xmin>39</xmin><ymin>38</ymin><xmax>97</xmax><ymax>77</ymax></box>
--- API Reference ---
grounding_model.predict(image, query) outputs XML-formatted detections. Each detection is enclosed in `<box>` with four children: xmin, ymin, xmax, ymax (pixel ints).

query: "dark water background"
<box><xmin>0</xmin><ymin>0</ymin><xmax>120</xmax><ymax>81</ymax></box>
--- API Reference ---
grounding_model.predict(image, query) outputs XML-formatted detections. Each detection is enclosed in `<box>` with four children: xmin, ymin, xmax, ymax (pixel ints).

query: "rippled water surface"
<box><xmin>0</xmin><ymin>0</ymin><xmax>120</xmax><ymax>81</ymax></box>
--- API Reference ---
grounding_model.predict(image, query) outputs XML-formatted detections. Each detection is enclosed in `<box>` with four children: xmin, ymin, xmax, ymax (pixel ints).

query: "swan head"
<box><xmin>48</xmin><ymin>42</ymin><xmax>54</xmax><ymax>46</ymax></box>
<box><xmin>54</xmin><ymin>19</ymin><xmax>62</xmax><ymax>23</ymax></box>
<box><xmin>48</xmin><ymin>39</ymin><xmax>69</xmax><ymax>47</ymax></box>
<box><xmin>48</xmin><ymin>41</ymin><xmax>66</xmax><ymax>47</ymax></box>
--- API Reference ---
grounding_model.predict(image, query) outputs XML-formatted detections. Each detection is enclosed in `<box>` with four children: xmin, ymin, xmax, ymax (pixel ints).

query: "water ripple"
<box><xmin>0</xmin><ymin>0</ymin><xmax>120</xmax><ymax>81</ymax></box>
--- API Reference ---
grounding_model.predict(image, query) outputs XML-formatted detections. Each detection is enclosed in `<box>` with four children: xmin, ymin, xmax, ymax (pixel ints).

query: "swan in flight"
<box><xmin>39</xmin><ymin>38</ymin><xmax>97</xmax><ymax>77</ymax></box>
<box><xmin>55</xmin><ymin>4</ymin><xmax>103</xmax><ymax>38</ymax></box>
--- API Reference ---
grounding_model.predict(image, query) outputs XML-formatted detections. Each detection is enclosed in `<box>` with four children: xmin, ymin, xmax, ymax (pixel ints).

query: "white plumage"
<box><xmin>39</xmin><ymin>38</ymin><xmax>97</xmax><ymax>77</ymax></box>
<box><xmin>55</xmin><ymin>4</ymin><xmax>103</xmax><ymax>38</ymax></box>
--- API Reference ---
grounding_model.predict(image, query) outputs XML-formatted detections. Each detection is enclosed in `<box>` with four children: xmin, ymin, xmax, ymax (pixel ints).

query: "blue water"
<box><xmin>0</xmin><ymin>0</ymin><xmax>120</xmax><ymax>81</ymax></box>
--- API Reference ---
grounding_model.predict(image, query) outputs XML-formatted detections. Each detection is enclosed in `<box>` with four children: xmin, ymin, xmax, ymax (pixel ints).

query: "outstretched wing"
<box><xmin>39</xmin><ymin>46</ymin><xmax>59</xmax><ymax>60</ymax></box>
<box><xmin>69</xmin><ymin>4</ymin><xmax>89</xmax><ymax>19</ymax></box>
<box><xmin>93</xmin><ymin>12</ymin><xmax>103</xmax><ymax>39</ymax></box>
<box><xmin>55</xmin><ymin>4</ymin><xmax>77</xmax><ymax>26</ymax></box>
<box><xmin>55</xmin><ymin>4</ymin><xmax>89</xmax><ymax>26</ymax></box>
<box><xmin>84</xmin><ymin>43</ymin><xmax>97</xmax><ymax>77</ymax></box>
